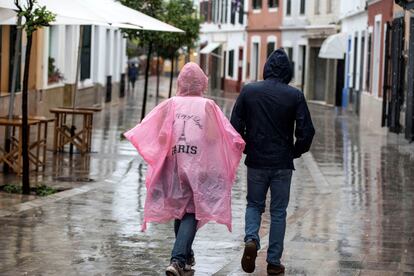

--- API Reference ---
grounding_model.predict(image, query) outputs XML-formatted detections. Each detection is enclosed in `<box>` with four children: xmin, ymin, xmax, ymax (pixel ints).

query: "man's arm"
<box><xmin>230</xmin><ymin>90</ymin><xmax>246</xmax><ymax>140</ymax></box>
<box><xmin>294</xmin><ymin>93</ymin><xmax>315</xmax><ymax>158</ymax></box>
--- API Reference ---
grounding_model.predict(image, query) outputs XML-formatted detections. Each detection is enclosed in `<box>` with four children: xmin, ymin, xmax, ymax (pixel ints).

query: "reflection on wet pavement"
<box><xmin>1</xmin><ymin>78</ymin><xmax>414</xmax><ymax>275</ymax></box>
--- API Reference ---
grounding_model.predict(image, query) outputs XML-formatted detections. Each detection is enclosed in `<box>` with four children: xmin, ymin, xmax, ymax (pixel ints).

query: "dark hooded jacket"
<box><xmin>230</xmin><ymin>49</ymin><xmax>315</xmax><ymax>169</ymax></box>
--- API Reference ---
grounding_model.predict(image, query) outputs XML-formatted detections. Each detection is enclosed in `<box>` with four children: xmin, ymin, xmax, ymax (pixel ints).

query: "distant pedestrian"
<box><xmin>128</xmin><ymin>63</ymin><xmax>138</xmax><ymax>90</ymax></box>
<box><xmin>230</xmin><ymin>48</ymin><xmax>315</xmax><ymax>275</ymax></box>
<box><xmin>124</xmin><ymin>62</ymin><xmax>245</xmax><ymax>276</ymax></box>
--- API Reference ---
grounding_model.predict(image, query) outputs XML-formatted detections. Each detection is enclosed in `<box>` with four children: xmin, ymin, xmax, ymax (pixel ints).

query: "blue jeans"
<box><xmin>171</xmin><ymin>213</ymin><xmax>197</xmax><ymax>266</ymax></box>
<box><xmin>245</xmin><ymin>167</ymin><xmax>292</xmax><ymax>266</ymax></box>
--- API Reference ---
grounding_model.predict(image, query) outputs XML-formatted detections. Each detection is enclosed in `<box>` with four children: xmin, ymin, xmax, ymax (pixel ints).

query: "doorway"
<box><xmin>336</xmin><ymin>59</ymin><xmax>345</xmax><ymax>106</ymax></box>
<box><xmin>300</xmin><ymin>45</ymin><xmax>306</xmax><ymax>92</ymax></box>
<box><xmin>312</xmin><ymin>47</ymin><xmax>326</xmax><ymax>101</ymax></box>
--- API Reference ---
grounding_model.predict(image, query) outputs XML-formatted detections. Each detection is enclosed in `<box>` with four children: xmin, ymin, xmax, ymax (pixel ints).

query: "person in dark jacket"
<box><xmin>230</xmin><ymin>48</ymin><xmax>315</xmax><ymax>275</ymax></box>
<box><xmin>128</xmin><ymin>63</ymin><xmax>139</xmax><ymax>90</ymax></box>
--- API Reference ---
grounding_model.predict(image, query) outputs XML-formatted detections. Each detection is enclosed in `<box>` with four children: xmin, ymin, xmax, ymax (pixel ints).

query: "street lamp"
<box><xmin>395</xmin><ymin>0</ymin><xmax>414</xmax><ymax>9</ymax></box>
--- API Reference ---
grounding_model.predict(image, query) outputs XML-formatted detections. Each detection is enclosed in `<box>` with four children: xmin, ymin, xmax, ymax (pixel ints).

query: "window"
<box><xmin>352</xmin><ymin>35</ymin><xmax>358</xmax><ymax>89</ymax></box>
<box><xmin>231</xmin><ymin>0</ymin><xmax>236</xmax><ymax>24</ymax></box>
<box><xmin>200</xmin><ymin>1</ymin><xmax>209</xmax><ymax>22</ymax></box>
<box><xmin>285</xmin><ymin>47</ymin><xmax>293</xmax><ymax>60</ymax></box>
<box><xmin>252</xmin><ymin>42</ymin><xmax>260</xmax><ymax>81</ymax></box>
<box><xmin>285</xmin><ymin>47</ymin><xmax>294</xmax><ymax>78</ymax></box>
<box><xmin>48</xmin><ymin>26</ymin><xmax>62</xmax><ymax>84</ymax></box>
<box><xmin>228</xmin><ymin>50</ymin><xmax>234</xmax><ymax>77</ymax></box>
<box><xmin>253</xmin><ymin>0</ymin><xmax>262</xmax><ymax>10</ymax></box>
<box><xmin>208</xmin><ymin>0</ymin><xmax>213</xmax><ymax>22</ymax></box>
<box><xmin>8</xmin><ymin>26</ymin><xmax>22</xmax><ymax>92</ymax></box>
<box><xmin>300</xmin><ymin>0</ymin><xmax>305</xmax><ymax>15</ymax></box>
<box><xmin>360</xmin><ymin>33</ymin><xmax>365</xmax><ymax>90</ymax></box>
<box><xmin>286</xmin><ymin>0</ymin><xmax>291</xmax><ymax>16</ymax></box>
<box><xmin>80</xmin><ymin>25</ymin><xmax>92</xmax><ymax>81</ymax></box>
<box><xmin>268</xmin><ymin>0</ymin><xmax>278</xmax><ymax>8</ymax></box>
<box><xmin>238</xmin><ymin>1</ymin><xmax>244</xmax><ymax>24</ymax></box>
<box><xmin>221</xmin><ymin>0</ymin><xmax>225</xmax><ymax>23</ymax></box>
<box><xmin>225</xmin><ymin>0</ymin><xmax>228</xmax><ymax>23</ymax></box>
<box><xmin>315</xmin><ymin>0</ymin><xmax>320</xmax><ymax>14</ymax></box>
<box><xmin>366</xmin><ymin>33</ymin><xmax>372</xmax><ymax>91</ymax></box>
<box><xmin>327</xmin><ymin>0</ymin><xmax>332</xmax><ymax>13</ymax></box>
<box><xmin>212</xmin><ymin>0</ymin><xmax>216</xmax><ymax>22</ymax></box>
<box><xmin>267</xmin><ymin>42</ymin><xmax>275</xmax><ymax>58</ymax></box>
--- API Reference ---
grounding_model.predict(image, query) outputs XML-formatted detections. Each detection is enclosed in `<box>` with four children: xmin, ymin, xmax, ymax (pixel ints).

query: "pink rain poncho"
<box><xmin>124</xmin><ymin>62</ymin><xmax>245</xmax><ymax>231</ymax></box>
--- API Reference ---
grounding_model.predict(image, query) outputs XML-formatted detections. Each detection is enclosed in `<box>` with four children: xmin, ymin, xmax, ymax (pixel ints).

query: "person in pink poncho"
<box><xmin>124</xmin><ymin>62</ymin><xmax>245</xmax><ymax>276</ymax></box>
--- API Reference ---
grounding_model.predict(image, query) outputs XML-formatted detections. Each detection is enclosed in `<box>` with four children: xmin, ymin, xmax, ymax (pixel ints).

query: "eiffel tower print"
<box><xmin>178</xmin><ymin>120</ymin><xmax>187</xmax><ymax>143</ymax></box>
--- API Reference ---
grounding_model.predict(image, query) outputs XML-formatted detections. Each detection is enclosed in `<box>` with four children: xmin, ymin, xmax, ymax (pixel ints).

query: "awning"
<box><xmin>200</xmin><ymin>42</ymin><xmax>221</xmax><ymax>54</ymax></box>
<box><xmin>318</xmin><ymin>32</ymin><xmax>348</xmax><ymax>59</ymax></box>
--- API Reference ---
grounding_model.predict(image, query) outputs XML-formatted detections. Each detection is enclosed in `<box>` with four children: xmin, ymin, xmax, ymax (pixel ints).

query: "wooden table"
<box><xmin>0</xmin><ymin>117</ymin><xmax>41</xmax><ymax>174</ymax></box>
<box><xmin>22</xmin><ymin>116</ymin><xmax>55</xmax><ymax>170</ymax></box>
<box><xmin>59</xmin><ymin>106</ymin><xmax>102</xmax><ymax>113</ymax></box>
<box><xmin>50</xmin><ymin>108</ymin><xmax>95</xmax><ymax>154</ymax></box>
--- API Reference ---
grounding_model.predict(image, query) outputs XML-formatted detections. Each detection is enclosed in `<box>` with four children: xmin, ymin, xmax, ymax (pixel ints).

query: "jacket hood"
<box><xmin>176</xmin><ymin>62</ymin><xmax>208</xmax><ymax>96</ymax></box>
<box><xmin>263</xmin><ymin>48</ymin><xmax>293</xmax><ymax>84</ymax></box>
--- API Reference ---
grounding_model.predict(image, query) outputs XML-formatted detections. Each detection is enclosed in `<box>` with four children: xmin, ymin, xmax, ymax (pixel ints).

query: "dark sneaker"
<box><xmin>267</xmin><ymin>263</ymin><xmax>285</xmax><ymax>275</ymax></box>
<box><xmin>166</xmin><ymin>261</ymin><xmax>184</xmax><ymax>276</ymax></box>
<box><xmin>241</xmin><ymin>240</ymin><xmax>257</xmax><ymax>273</ymax></box>
<box><xmin>184</xmin><ymin>255</ymin><xmax>196</xmax><ymax>271</ymax></box>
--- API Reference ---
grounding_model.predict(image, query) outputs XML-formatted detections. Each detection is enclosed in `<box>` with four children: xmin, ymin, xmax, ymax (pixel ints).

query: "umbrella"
<box><xmin>82</xmin><ymin>0</ymin><xmax>184</xmax><ymax>33</ymax></box>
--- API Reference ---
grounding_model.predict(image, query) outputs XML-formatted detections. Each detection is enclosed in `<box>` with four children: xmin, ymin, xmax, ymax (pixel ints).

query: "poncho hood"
<box><xmin>176</xmin><ymin>62</ymin><xmax>208</xmax><ymax>96</ymax></box>
<box><xmin>263</xmin><ymin>48</ymin><xmax>293</xmax><ymax>84</ymax></box>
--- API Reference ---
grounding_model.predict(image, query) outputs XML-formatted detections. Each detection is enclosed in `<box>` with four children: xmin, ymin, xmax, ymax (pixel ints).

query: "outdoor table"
<box><xmin>0</xmin><ymin>117</ymin><xmax>42</xmax><ymax>174</ymax></box>
<box><xmin>19</xmin><ymin>116</ymin><xmax>55</xmax><ymax>171</ymax></box>
<box><xmin>59</xmin><ymin>106</ymin><xmax>102</xmax><ymax>151</ymax></box>
<box><xmin>50</xmin><ymin>108</ymin><xmax>95</xmax><ymax>154</ymax></box>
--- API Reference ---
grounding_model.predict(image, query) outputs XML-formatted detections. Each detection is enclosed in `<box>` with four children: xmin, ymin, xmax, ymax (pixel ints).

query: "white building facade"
<box><xmin>339</xmin><ymin>0</ymin><xmax>368</xmax><ymax>114</ymax></box>
<box><xmin>197</xmin><ymin>0</ymin><xmax>248</xmax><ymax>93</ymax></box>
<box><xmin>281</xmin><ymin>0</ymin><xmax>308</xmax><ymax>90</ymax></box>
<box><xmin>305</xmin><ymin>0</ymin><xmax>341</xmax><ymax>105</ymax></box>
<box><xmin>43</xmin><ymin>25</ymin><xmax>127</xmax><ymax>111</ymax></box>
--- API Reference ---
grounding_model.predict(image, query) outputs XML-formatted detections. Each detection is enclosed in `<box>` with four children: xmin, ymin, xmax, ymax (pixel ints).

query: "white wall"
<box><xmin>307</xmin><ymin>0</ymin><xmax>340</xmax><ymax>25</ymax></box>
<box><xmin>340</xmin><ymin>0</ymin><xmax>366</xmax><ymax>20</ymax></box>
<box><xmin>199</xmin><ymin>0</ymin><xmax>248</xmax><ymax>83</ymax></box>
<box><xmin>282</xmin><ymin>30</ymin><xmax>307</xmax><ymax>87</ymax></box>
<box><xmin>282</xmin><ymin>0</ymin><xmax>308</xmax><ymax>26</ymax></box>
<box><xmin>44</xmin><ymin>25</ymin><xmax>127</xmax><ymax>89</ymax></box>
<box><xmin>341</xmin><ymin>7</ymin><xmax>368</xmax><ymax>92</ymax></box>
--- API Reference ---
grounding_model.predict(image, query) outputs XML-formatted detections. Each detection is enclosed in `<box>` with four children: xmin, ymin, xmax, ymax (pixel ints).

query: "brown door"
<box><xmin>237</xmin><ymin>47</ymin><xmax>243</xmax><ymax>92</ymax></box>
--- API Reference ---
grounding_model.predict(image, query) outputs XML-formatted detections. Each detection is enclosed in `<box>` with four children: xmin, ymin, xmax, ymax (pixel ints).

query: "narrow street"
<box><xmin>0</xmin><ymin>77</ymin><xmax>413</xmax><ymax>275</ymax></box>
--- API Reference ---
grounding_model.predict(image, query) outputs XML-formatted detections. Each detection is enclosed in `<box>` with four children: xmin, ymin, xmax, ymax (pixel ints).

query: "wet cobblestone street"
<box><xmin>1</xmin><ymin>78</ymin><xmax>414</xmax><ymax>275</ymax></box>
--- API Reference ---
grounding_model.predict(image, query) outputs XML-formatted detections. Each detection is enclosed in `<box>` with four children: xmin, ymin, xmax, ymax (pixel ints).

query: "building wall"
<box><xmin>199</xmin><ymin>0</ymin><xmax>248</xmax><ymax>92</ymax></box>
<box><xmin>247</xmin><ymin>31</ymin><xmax>282</xmax><ymax>81</ymax></box>
<box><xmin>301</xmin><ymin>0</ymin><xmax>339</xmax><ymax>103</ymax></box>
<box><xmin>306</xmin><ymin>0</ymin><xmax>340</xmax><ymax>25</ymax></box>
<box><xmin>367</xmin><ymin>0</ymin><xmax>393</xmax><ymax>98</ymax></box>
<box><xmin>359</xmin><ymin>0</ymin><xmax>394</xmax><ymax>133</ymax></box>
<box><xmin>246</xmin><ymin>0</ymin><xmax>283</xmax><ymax>81</ymax></box>
<box><xmin>342</xmin><ymin>14</ymin><xmax>368</xmax><ymax>92</ymax></box>
<box><xmin>281</xmin><ymin>0</ymin><xmax>309</xmax><ymax>89</ymax></box>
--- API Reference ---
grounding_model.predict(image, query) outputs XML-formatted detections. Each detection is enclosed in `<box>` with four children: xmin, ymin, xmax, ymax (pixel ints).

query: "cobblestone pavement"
<box><xmin>1</xmin><ymin>77</ymin><xmax>414</xmax><ymax>275</ymax></box>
